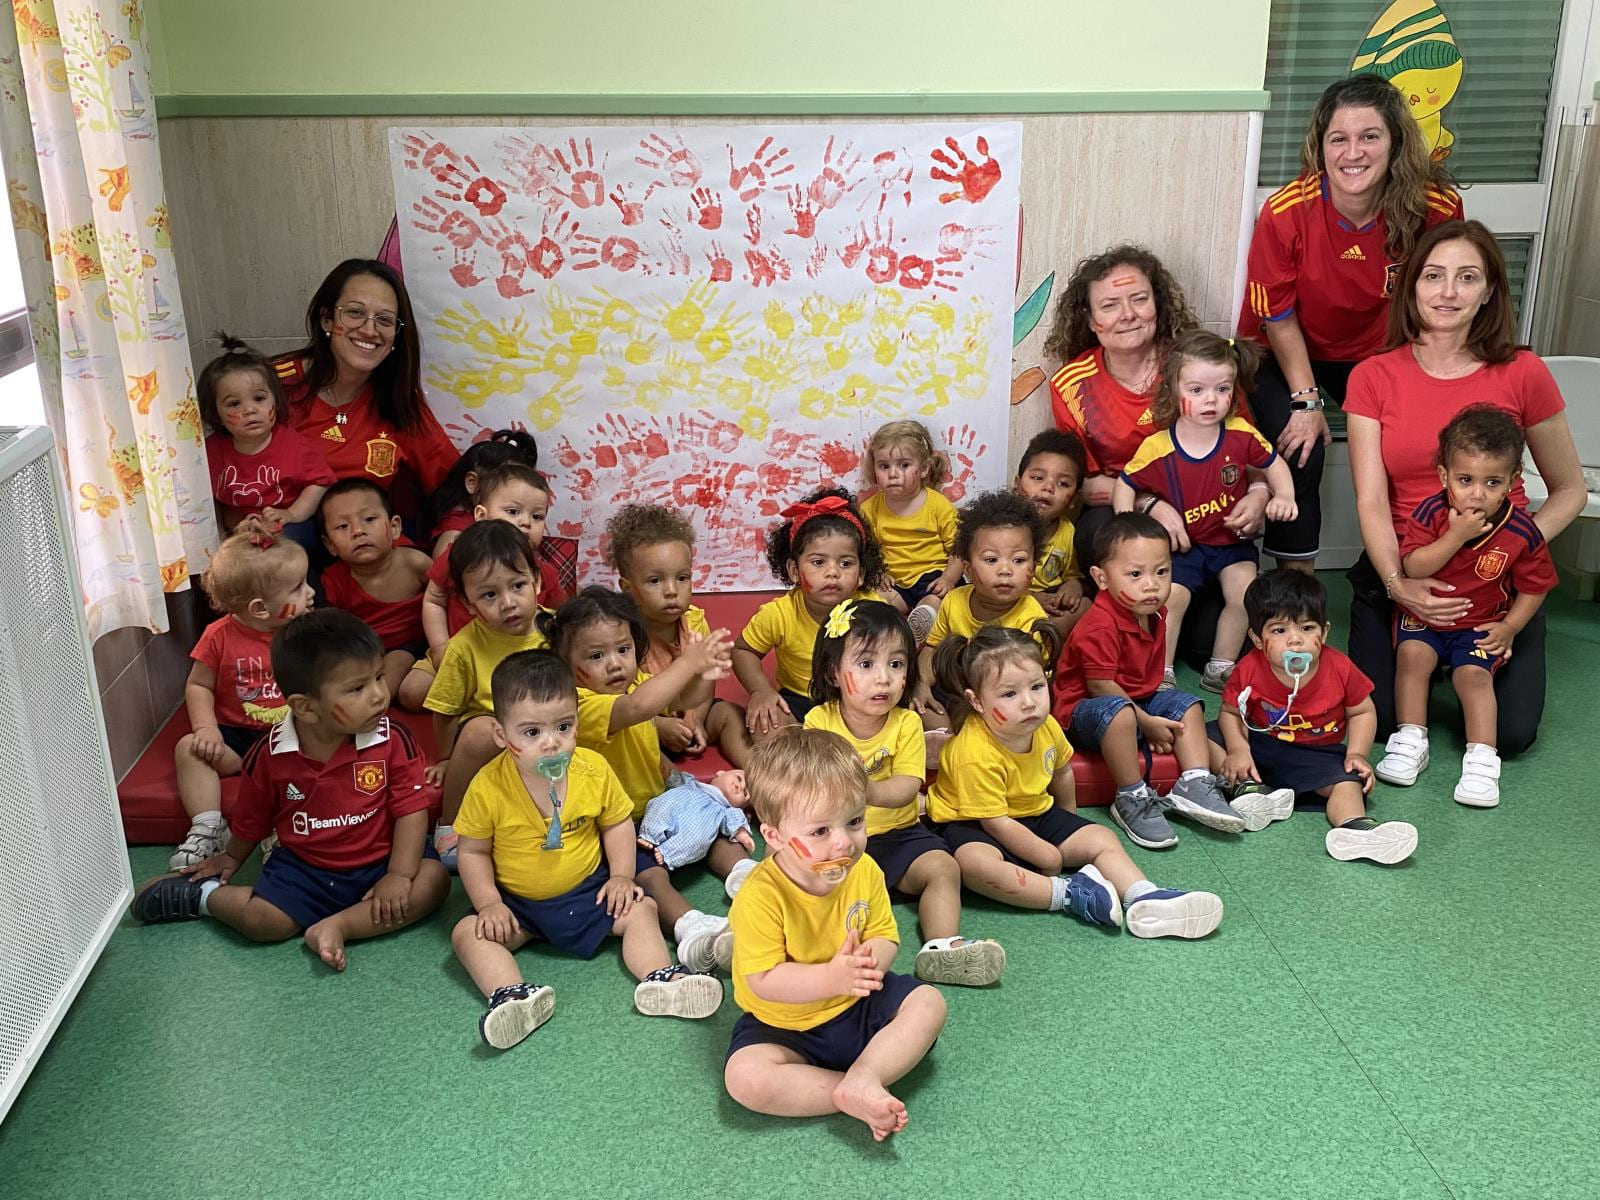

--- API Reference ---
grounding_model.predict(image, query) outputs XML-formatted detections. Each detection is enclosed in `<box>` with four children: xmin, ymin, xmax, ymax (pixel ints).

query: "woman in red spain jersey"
<box><xmin>279</xmin><ymin>259</ymin><xmax>459</xmax><ymax>525</ymax></box>
<box><xmin>1344</xmin><ymin>220</ymin><xmax>1584</xmax><ymax>756</ymax></box>
<box><xmin>1241</xmin><ymin>75</ymin><xmax>1462</xmax><ymax>572</ymax></box>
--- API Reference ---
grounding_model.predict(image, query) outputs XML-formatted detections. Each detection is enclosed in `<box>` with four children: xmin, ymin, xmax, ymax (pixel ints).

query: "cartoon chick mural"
<box><xmin>1350</xmin><ymin>0</ymin><xmax>1465</xmax><ymax>160</ymax></box>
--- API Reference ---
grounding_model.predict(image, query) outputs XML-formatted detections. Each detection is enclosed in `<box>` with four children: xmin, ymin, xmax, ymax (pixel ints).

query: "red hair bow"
<box><xmin>779</xmin><ymin>495</ymin><xmax>865</xmax><ymax>542</ymax></box>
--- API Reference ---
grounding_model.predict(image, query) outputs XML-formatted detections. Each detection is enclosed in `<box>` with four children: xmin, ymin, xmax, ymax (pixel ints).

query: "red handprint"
<box><xmin>483</xmin><ymin>220</ymin><xmax>538</xmax><ymax>298</ymax></box>
<box><xmin>551</xmin><ymin>137</ymin><xmax>607</xmax><ymax>209</ymax></box>
<box><xmin>940</xmin><ymin>424</ymin><xmax>989</xmax><ymax>500</ymax></box>
<box><xmin>804</xmin><ymin>241</ymin><xmax>829</xmax><ymax>280</ymax></box>
<box><xmin>784</xmin><ymin>189</ymin><xmax>818</xmax><ymax>239</ymax></box>
<box><xmin>495</xmin><ymin>134</ymin><xmax>561</xmax><ymax>202</ymax></box>
<box><xmin>400</xmin><ymin>136</ymin><xmax>509</xmax><ymax>217</ymax></box>
<box><xmin>895</xmin><ymin>255</ymin><xmax>965</xmax><ymax>292</ymax></box>
<box><xmin>936</xmin><ymin>221</ymin><xmax>999</xmax><ymax>263</ymax></box>
<box><xmin>861</xmin><ymin>217</ymin><xmax>900</xmax><ymax>285</ymax></box>
<box><xmin>608</xmin><ymin>184</ymin><xmax>646</xmax><ymax>226</ymax></box>
<box><xmin>530</xmin><ymin>210</ymin><xmax>580</xmax><ymax>280</ymax></box>
<box><xmin>708</xmin><ymin>242</ymin><xmax>733</xmax><ymax>283</ymax></box>
<box><xmin>448</xmin><ymin>245</ymin><xmax>484</xmax><ymax>289</ymax></box>
<box><xmin>572</xmin><ymin>231</ymin><xmax>643</xmax><ymax>273</ymax></box>
<box><xmin>808</xmin><ymin>136</ymin><xmax>863</xmax><ymax>211</ymax></box>
<box><xmin>838</xmin><ymin>225</ymin><xmax>871</xmax><ymax>270</ymax></box>
<box><xmin>867</xmin><ymin>147</ymin><xmax>914</xmax><ymax>212</ymax></box>
<box><xmin>929</xmin><ymin>136</ymin><xmax>1002</xmax><ymax>205</ymax></box>
<box><xmin>635</xmin><ymin>132</ymin><xmax>704</xmax><ymax>190</ymax></box>
<box><xmin>727</xmin><ymin>137</ymin><xmax>794</xmax><ymax>202</ymax></box>
<box><xmin>658</xmin><ymin>216</ymin><xmax>691</xmax><ymax>275</ymax></box>
<box><xmin>743</xmin><ymin>205</ymin><xmax>763</xmax><ymax>247</ymax></box>
<box><xmin>744</xmin><ymin>246</ymin><xmax>791</xmax><ymax>288</ymax></box>
<box><xmin>412</xmin><ymin>196</ymin><xmax>482</xmax><ymax>248</ymax></box>
<box><xmin>690</xmin><ymin>187</ymin><xmax>723</xmax><ymax>230</ymax></box>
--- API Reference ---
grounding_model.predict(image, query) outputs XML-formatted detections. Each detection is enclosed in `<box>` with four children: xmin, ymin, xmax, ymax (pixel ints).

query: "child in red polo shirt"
<box><xmin>1377</xmin><ymin>407</ymin><xmax>1558</xmax><ymax>809</ymax></box>
<box><xmin>1215</xmin><ymin>571</ymin><xmax>1417</xmax><ymax>864</ymax></box>
<box><xmin>1053</xmin><ymin>513</ymin><xmax>1243</xmax><ymax>851</ymax></box>
<box><xmin>132</xmin><ymin>611</ymin><xmax>451</xmax><ymax>971</ymax></box>
<box><xmin>317</xmin><ymin>478</ymin><xmax>432</xmax><ymax>705</ymax></box>
<box><xmin>201</xmin><ymin>337</ymin><xmax>334</xmax><ymax>546</ymax></box>
<box><xmin>171</xmin><ymin>528</ymin><xmax>314</xmax><ymax>871</ymax></box>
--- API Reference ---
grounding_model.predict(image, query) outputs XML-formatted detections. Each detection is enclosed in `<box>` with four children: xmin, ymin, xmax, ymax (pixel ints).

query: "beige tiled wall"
<box><xmin>93</xmin><ymin>588</ymin><xmax>208</xmax><ymax>778</ymax></box>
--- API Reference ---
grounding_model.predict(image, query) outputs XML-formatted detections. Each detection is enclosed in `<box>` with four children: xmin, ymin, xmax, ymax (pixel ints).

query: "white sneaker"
<box><xmin>675</xmin><ymin>912</ymin><xmax>731</xmax><ymax>973</ymax></box>
<box><xmin>168</xmin><ymin>817</ymin><xmax>228</xmax><ymax>871</ymax></box>
<box><xmin>634</xmin><ymin>968</ymin><xmax>722</xmax><ymax>1019</ymax></box>
<box><xmin>1325</xmin><ymin>819</ymin><xmax>1418</xmax><ymax>864</ymax></box>
<box><xmin>1454</xmin><ymin>744</ymin><xmax>1501</xmax><ymax>808</ymax></box>
<box><xmin>723</xmin><ymin>857</ymin><xmax>757</xmax><ymax>900</ymax></box>
<box><xmin>1374</xmin><ymin>726</ymin><xmax>1429</xmax><ymax>786</ymax></box>
<box><xmin>1228</xmin><ymin>784</ymin><xmax>1295</xmax><ymax>832</ymax></box>
<box><xmin>907</xmin><ymin>602</ymin><xmax>937</xmax><ymax>644</ymax></box>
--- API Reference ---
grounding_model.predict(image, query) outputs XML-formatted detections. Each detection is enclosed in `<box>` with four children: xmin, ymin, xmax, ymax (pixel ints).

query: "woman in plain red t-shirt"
<box><xmin>1344</xmin><ymin>220</ymin><xmax>1585</xmax><ymax>754</ymax></box>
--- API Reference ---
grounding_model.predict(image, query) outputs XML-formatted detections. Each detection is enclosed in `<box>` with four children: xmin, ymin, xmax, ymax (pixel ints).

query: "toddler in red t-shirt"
<box><xmin>1377</xmin><ymin>407</ymin><xmax>1558</xmax><ymax>809</ymax></box>
<box><xmin>200</xmin><ymin>336</ymin><xmax>333</xmax><ymax>546</ymax></box>
<box><xmin>1215</xmin><ymin>570</ymin><xmax>1417</xmax><ymax>864</ymax></box>
<box><xmin>171</xmin><ymin>528</ymin><xmax>314</xmax><ymax>870</ymax></box>
<box><xmin>317</xmin><ymin>478</ymin><xmax>432</xmax><ymax>704</ymax></box>
<box><xmin>133</xmin><ymin>610</ymin><xmax>450</xmax><ymax>972</ymax></box>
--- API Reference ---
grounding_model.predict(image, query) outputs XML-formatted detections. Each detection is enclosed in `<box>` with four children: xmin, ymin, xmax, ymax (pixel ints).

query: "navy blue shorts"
<box><xmin>1171</xmin><ymin>541</ymin><xmax>1258</xmax><ymax>593</ymax></box>
<box><xmin>388</xmin><ymin>638</ymin><xmax>429</xmax><ymax>661</ymax></box>
<box><xmin>1068</xmin><ymin>689</ymin><xmax>1200</xmax><ymax>751</ymax></box>
<box><xmin>780</xmin><ymin>687</ymin><xmax>816</xmax><ymax>723</ymax></box>
<box><xmin>893</xmin><ymin>570</ymin><xmax>946</xmax><ymax>611</ymax></box>
<box><xmin>866</xmin><ymin>824</ymin><xmax>951</xmax><ymax>891</ymax></box>
<box><xmin>499</xmin><ymin>865</ymin><xmax>616</xmax><ymax>959</ymax></box>
<box><xmin>1206</xmin><ymin>720</ymin><xmax>1360</xmax><ymax>802</ymax></box>
<box><xmin>635</xmin><ymin>845</ymin><xmax>670</xmax><ymax>878</ymax></box>
<box><xmin>252</xmin><ymin>845</ymin><xmax>389</xmax><ymax>930</ymax></box>
<box><xmin>936</xmin><ymin>808</ymin><xmax>1093</xmax><ymax>866</ymax></box>
<box><xmin>218</xmin><ymin>723</ymin><xmax>267</xmax><ymax>758</ymax></box>
<box><xmin>726</xmin><ymin>970</ymin><xmax>928</xmax><ymax>1070</ymax></box>
<box><xmin>1394</xmin><ymin>618</ymin><xmax>1505</xmax><ymax>675</ymax></box>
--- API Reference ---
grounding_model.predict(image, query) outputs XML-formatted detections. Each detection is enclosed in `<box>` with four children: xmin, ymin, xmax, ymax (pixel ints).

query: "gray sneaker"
<box><xmin>1199</xmin><ymin>662</ymin><xmax>1233</xmax><ymax>693</ymax></box>
<box><xmin>1165</xmin><ymin>774</ymin><xmax>1246</xmax><ymax>834</ymax></box>
<box><xmin>1111</xmin><ymin>784</ymin><xmax>1178</xmax><ymax>850</ymax></box>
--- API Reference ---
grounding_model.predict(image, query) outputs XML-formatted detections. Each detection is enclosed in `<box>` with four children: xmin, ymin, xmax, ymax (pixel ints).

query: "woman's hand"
<box><xmin>1390</xmin><ymin>575</ymin><xmax>1471</xmax><ymax>627</ymax></box>
<box><xmin>1079</xmin><ymin>474</ymin><xmax>1117</xmax><ymax>507</ymax></box>
<box><xmin>1277</xmin><ymin>411</ymin><xmax>1331</xmax><ymax>469</ymax></box>
<box><xmin>1149</xmin><ymin>500</ymin><xmax>1191</xmax><ymax>553</ymax></box>
<box><xmin>1224</xmin><ymin>489</ymin><xmax>1269</xmax><ymax>539</ymax></box>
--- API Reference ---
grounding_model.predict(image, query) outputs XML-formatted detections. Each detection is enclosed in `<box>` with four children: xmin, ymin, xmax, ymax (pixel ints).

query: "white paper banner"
<box><xmin>390</xmin><ymin>122</ymin><xmax>1021</xmax><ymax>590</ymax></box>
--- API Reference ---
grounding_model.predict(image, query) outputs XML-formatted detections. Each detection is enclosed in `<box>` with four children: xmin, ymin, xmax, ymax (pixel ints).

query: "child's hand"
<box><xmin>1345</xmin><ymin>754</ymin><xmax>1375</xmax><ymax>795</ymax></box>
<box><xmin>189</xmin><ymin>726</ymin><xmax>227</xmax><ymax>766</ymax></box>
<box><xmin>1136</xmin><ymin>710</ymin><xmax>1183</xmax><ymax>755</ymax></box>
<box><xmin>1474</xmin><ymin>621</ymin><xmax>1515</xmax><ymax>659</ymax></box>
<box><xmin>475</xmin><ymin>901</ymin><xmax>517</xmax><ymax>944</ymax></box>
<box><xmin>1222</xmin><ymin>748</ymin><xmax>1260</xmax><ymax>785</ymax></box>
<box><xmin>745</xmin><ymin>688</ymin><xmax>792</xmax><ymax>737</ymax></box>
<box><xmin>1447</xmin><ymin>506</ymin><xmax>1491</xmax><ymax>544</ymax></box>
<box><xmin>827</xmin><ymin>930</ymin><xmax>884</xmax><ymax>998</ymax></box>
<box><xmin>655</xmin><ymin>715</ymin><xmax>704</xmax><ymax>754</ymax></box>
<box><xmin>1265</xmin><ymin>495</ymin><xmax>1299</xmax><ymax>523</ymax></box>
<box><xmin>1057</xmin><ymin>578</ymin><xmax>1085</xmax><ymax>614</ymax></box>
<box><xmin>909</xmin><ymin>685</ymin><xmax>945</xmax><ymax>719</ymax></box>
<box><xmin>424</xmin><ymin>758</ymin><xmax>449</xmax><ymax>787</ymax></box>
<box><xmin>734</xmin><ymin>829</ymin><xmax>756</xmax><ymax>852</ymax></box>
<box><xmin>181</xmin><ymin>851</ymin><xmax>241</xmax><ymax>884</ymax></box>
<box><xmin>260</xmin><ymin>506</ymin><xmax>290</xmax><ymax>533</ymax></box>
<box><xmin>595</xmin><ymin>876</ymin><xmax>642</xmax><ymax>918</ymax></box>
<box><xmin>365</xmin><ymin>872</ymin><xmax>414</xmax><ymax>926</ymax></box>
<box><xmin>927</xmin><ymin>575</ymin><xmax>952</xmax><ymax>599</ymax></box>
<box><xmin>681</xmin><ymin>629</ymin><xmax>735</xmax><ymax>679</ymax></box>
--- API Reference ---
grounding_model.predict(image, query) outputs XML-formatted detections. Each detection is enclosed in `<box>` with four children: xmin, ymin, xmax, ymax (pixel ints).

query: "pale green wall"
<box><xmin>143</xmin><ymin>0</ymin><xmax>1270</xmax><ymax>99</ymax></box>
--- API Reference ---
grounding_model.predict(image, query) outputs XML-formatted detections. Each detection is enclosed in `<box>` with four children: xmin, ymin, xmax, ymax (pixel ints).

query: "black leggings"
<box><xmin>1249</xmin><ymin>354</ymin><xmax>1356</xmax><ymax>562</ymax></box>
<box><xmin>1345</xmin><ymin>554</ymin><xmax>1547</xmax><ymax>756</ymax></box>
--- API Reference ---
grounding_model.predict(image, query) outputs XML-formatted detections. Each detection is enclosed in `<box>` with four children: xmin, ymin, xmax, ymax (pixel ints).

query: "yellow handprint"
<box><xmin>763</xmin><ymin>300</ymin><xmax>795</xmax><ymax>340</ymax></box>
<box><xmin>528</xmin><ymin>381</ymin><xmax>582</xmax><ymax>430</ymax></box>
<box><xmin>658</xmin><ymin>279</ymin><xmax>720</xmax><ymax>342</ymax></box>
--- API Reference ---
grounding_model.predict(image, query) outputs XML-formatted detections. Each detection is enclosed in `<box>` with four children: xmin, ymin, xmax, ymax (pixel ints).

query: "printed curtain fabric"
<box><xmin>0</xmin><ymin>1</ymin><xmax>213</xmax><ymax>640</ymax></box>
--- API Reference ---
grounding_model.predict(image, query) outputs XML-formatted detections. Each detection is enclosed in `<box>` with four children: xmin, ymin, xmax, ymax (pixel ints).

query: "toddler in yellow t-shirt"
<box><xmin>859</xmin><ymin>421</ymin><xmax>963</xmax><ymax>643</ymax></box>
<box><xmin>724</xmin><ymin>727</ymin><xmax>946</xmax><ymax>1142</ymax></box>
<box><xmin>1015</xmin><ymin>429</ymin><xmax>1090</xmax><ymax>640</ymax></box>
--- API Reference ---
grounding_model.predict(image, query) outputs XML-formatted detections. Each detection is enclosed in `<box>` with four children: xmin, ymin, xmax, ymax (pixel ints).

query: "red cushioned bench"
<box><xmin>116</xmin><ymin>590</ymin><xmax>1174</xmax><ymax>844</ymax></box>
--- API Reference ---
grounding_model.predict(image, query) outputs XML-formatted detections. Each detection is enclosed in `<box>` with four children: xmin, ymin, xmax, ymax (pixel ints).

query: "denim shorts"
<box><xmin>1394</xmin><ymin>618</ymin><xmax>1505</xmax><ymax>675</ymax></box>
<box><xmin>1068</xmin><ymin>689</ymin><xmax>1200</xmax><ymax>751</ymax></box>
<box><xmin>726</xmin><ymin>971</ymin><xmax>927</xmax><ymax>1069</ymax></box>
<box><xmin>1170</xmin><ymin>541</ymin><xmax>1258</xmax><ymax>593</ymax></box>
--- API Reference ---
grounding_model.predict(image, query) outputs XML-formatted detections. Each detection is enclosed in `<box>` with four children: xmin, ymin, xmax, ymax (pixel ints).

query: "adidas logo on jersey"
<box><xmin>1340</xmin><ymin>244</ymin><xmax>1366</xmax><ymax>261</ymax></box>
<box><xmin>321</xmin><ymin>426</ymin><xmax>345</xmax><ymax>443</ymax></box>
<box><xmin>286</xmin><ymin>784</ymin><xmax>306</xmax><ymax>803</ymax></box>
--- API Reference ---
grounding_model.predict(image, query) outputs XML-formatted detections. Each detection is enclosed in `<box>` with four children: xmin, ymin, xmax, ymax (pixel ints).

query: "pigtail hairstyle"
<box><xmin>549</xmin><ymin>586</ymin><xmax>649</xmax><ymax>666</ymax></box>
<box><xmin>932</xmin><ymin>625</ymin><xmax>1058</xmax><ymax>731</ymax></box>
<box><xmin>196</xmin><ymin>332</ymin><xmax>290</xmax><ymax>434</ymax></box>
<box><xmin>764</xmin><ymin>485</ymin><xmax>885</xmax><ymax>588</ymax></box>
<box><xmin>862</xmin><ymin>419</ymin><xmax>948</xmax><ymax>491</ymax></box>
<box><xmin>424</xmin><ymin>429</ymin><xmax>541</xmax><ymax>538</ymax></box>
<box><xmin>1151</xmin><ymin>329</ymin><xmax>1261</xmax><ymax>429</ymax></box>
<box><xmin>809</xmin><ymin>599</ymin><xmax>919</xmax><ymax>706</ymax></box>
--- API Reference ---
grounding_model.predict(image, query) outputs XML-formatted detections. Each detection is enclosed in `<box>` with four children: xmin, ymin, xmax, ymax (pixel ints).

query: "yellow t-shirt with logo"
<box><xmin>861</xmin><ymin>489</ymin><xmax>957</xmax><ymax>587</ymax></box>
<box><xmin>740</xmin><ymin>588</ymin><xmax>875</xmax><ymax>696</ymax></box>
<box><xmin>423</xmin><ymin>619</ymin><xmax>550</xmax><ymax>720</ymax></box>
<box><xmin>730</xmin><ymin>855</ymin><xmax>900</xmax><ymax>1030</ymax></box>
<box><xmin>454</xmin><ymin>747</ymin><xmax>631</xmax><ymax>901</ymax></box>
<box><xmin>803</xmin><ymin>703</ymin><xmax>924</xmax><ymax>835</ymax></box>
<box><xmin>924</xmin><ymin>586</ymin><xmax>1050</xmax><ymax>650</ymax></box>
<box><xmin>926</xmin><ymin>714</ymin><xmax>1072</xmax><ymax>822</ymax></box>
<box><xmin>577</xmin><ymin>680</ymin><xmax>666</xmax><ymax>817</ymax></box>
<box><xmin>1032</xmin><ymin>518</ymin><xmax>1081</xmax><ymax>592</ymax></box>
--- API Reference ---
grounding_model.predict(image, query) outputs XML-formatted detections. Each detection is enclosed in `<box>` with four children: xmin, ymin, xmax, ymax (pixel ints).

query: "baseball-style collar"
<box><xmin>269</xmin><ymin>712</ymin><xmax>392</xmax><ymax>755</ymax></box>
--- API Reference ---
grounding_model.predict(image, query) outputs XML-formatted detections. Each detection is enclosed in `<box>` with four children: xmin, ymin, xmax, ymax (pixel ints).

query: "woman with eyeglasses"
<box><xmin>280</xmin><ymin>258</ymin><xmax>459</xmax><ymax>521</ymax></box>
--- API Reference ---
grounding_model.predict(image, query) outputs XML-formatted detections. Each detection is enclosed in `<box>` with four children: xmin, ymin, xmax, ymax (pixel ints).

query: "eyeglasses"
<box><xmin>334</xmin><ymin>304</ymin><xmax>402</xmax><ymax>333</ymax></box>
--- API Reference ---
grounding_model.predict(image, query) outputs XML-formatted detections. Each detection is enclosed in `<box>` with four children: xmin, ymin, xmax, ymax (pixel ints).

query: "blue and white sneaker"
<box><xmin>1064</xmin><ymin>863</ymin><xmax>1123</xmax><ymax>928</ymax></box>
<box><xmin>479</xmin><ymin>983</ymin><xmax>555</xmax><ymax>1050</ymax></box>
<box><xmin>1125</xmin><ymin>888</ymin><xmax>1223</xmax><ymax>940</ymax></box>
<box><xmin>130</xmin><ymin>874</ymin><xmax>205</xmax><ymax>923</ymax></box>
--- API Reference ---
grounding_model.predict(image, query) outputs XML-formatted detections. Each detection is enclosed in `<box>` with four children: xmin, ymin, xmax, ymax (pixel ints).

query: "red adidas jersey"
<box><xmin>1223</xmin><ymin>646</ymin><xmax>1372</xmax><ymax>747</ymax></box>
<box><xmin>1053</xmin><ymin>590</ymin><xmax>1167</xmax><ymax>724</ymax></box>
<box><xmin>1049</xmin><ymin>347</ymin><xmax>1160</xmax><ymax>476</ymax></box>
<box><xmin>320</xmin><ymin>560</ymin><xmax>427</xmax><ymax>650</ymax></box>
<box><xmin>1398</xmin><ymin>493</ymin><xmax>1558</xmax><ymax>630</ymax></box>
<box><xmin>205</xmin><ymin>426</ymin><xmax>334</xmax><ymax>514</ymax></box>
<box><xmin>230</xmin><ymin>715</ymin><xmax>431</xmax><ymax>870</ymax></box>
<box><xmin>1239</xmin><ymin>173</ymin><xmax>1463</xmax><ymax>362</ymax></box>
<box><xmin>1120</xmin><ymin>419</ymin><xmax>1276</xmax><ymax>546</ymax></box>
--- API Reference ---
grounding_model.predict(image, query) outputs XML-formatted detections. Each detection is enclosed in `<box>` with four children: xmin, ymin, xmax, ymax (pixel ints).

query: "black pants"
<box><xmin>1250</xmin><ymin>354</ymin><xmax>1356</xmax><ymax>562</ymax></box>
<box><xmin>1345</xmin><ymin>554</ymin><xmax>1547</xmax><ymax>757</ymax></box>
<box><xmin>1072</xmin><ymin>502</ymin><xmax>1242</xmax><ymax>671</ymax></box>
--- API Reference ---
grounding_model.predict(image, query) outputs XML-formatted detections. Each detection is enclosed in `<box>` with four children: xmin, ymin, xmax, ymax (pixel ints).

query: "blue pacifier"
<box><xmin>1281</xmin><ymin>650</ymin><xmax>1313</xmax><ymax>677</ymax></box>
<box><xmin>535</xmin><ymin>752</ymin><xmax>573</xmax><ymax>849</ymax></box>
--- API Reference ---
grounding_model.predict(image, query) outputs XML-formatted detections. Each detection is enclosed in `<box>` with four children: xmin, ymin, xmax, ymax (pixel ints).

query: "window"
<box><xmin>0</xmin><ymin>136</ymin><xmax>42</xmax><ymax>428</ymax></box>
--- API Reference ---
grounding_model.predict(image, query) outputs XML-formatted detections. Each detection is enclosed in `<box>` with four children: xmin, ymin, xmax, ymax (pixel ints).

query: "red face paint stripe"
<box><xmin>787</xmin><ymin>837</ymin><xmax>813</xmax><ymax>860</ymax></box>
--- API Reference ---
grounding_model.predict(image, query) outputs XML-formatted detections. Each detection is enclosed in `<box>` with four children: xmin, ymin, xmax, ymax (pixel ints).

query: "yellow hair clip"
<box><xmin>823</xmin><ymin>600</ymin><xmax>856</xmax><ymax>639</ymax></box>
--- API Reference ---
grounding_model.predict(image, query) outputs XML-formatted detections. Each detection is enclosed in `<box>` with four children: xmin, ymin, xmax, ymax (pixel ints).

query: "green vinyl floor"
<box><xmin>3</xmin><ymin>575</ymin><xmax>1598</xmax><ymax>1200</ymax></box>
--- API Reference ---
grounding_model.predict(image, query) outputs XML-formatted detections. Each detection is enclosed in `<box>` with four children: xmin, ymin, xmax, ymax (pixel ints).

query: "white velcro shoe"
<box><xmin>1454</xmin><ymin>744</ymin><xmax>1501</xmax><ymax>808</ymax></box>
<box><xmin>1374</xmin><ymin>726</ymin><xmax>1429</xmax><ymax>786</ymax></box>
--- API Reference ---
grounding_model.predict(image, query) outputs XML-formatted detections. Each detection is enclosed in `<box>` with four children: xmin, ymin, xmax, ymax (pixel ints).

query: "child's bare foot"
<box><xmin>832</xmin><ymin>1070</ymin><xmax>908</xmax><ymax>1141</ymax></box>
<box><xmin>304</xmin><ymin>920</ymin><xmax>347</xmax><ymax>972</ymax></box>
